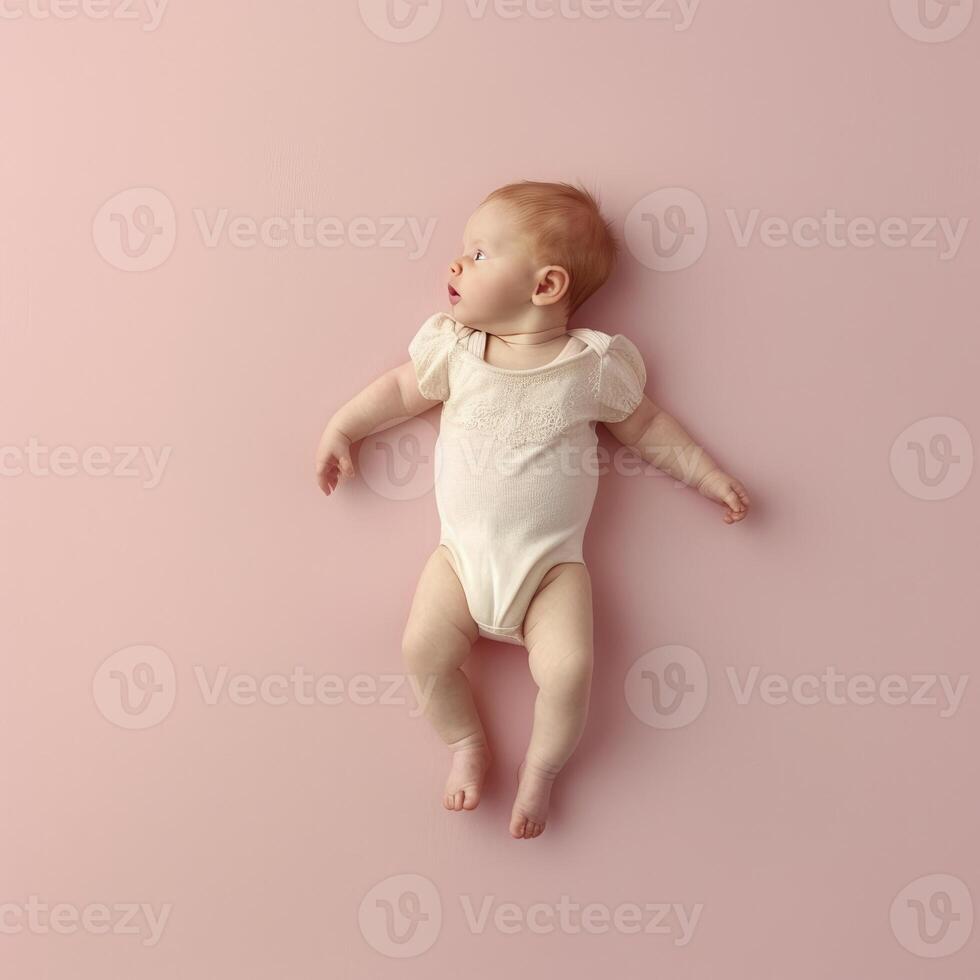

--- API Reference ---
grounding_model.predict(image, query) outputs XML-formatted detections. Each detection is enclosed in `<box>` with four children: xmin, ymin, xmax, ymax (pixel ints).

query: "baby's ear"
<box><xmin>531</xmin><ymin>265</ymin><xmax>571</xmax><ymax>308</ymax></box>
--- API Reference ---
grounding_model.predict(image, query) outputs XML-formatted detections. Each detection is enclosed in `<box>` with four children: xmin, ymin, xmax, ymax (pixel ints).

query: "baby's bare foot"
<box><xmin>444</xmin><ymin>736</ymin><xmax>491</xmax><ymax>812</ymax></box>
<box><xmin>509</xmin><ymin>759</ymin><xmax>558</xmax><ymax>839</ymax></box>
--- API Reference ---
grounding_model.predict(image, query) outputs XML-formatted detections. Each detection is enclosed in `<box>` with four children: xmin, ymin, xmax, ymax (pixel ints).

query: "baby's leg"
<box><xmin>510</xmin><ymin>562</ymin><xmax>594</xmax><ymax>839</ymax></box>
<box><xmin>402</xmin><ymin>545</ymin><xmax>488</xmax><ymax>812</ymax></box>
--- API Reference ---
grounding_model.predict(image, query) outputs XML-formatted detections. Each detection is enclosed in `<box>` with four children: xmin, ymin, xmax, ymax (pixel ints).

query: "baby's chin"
<box><xmin>445</xmin><ymin>304</ymin><xmax>495</xmax><ymax>331</ymax></box>
<box><xmin>446</xmin><ymin>302</ymin><xmax>472</xmax><ymax>327</ymax></box>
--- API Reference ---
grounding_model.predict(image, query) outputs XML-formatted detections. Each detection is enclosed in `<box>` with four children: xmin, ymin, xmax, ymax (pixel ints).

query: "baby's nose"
<box><xmin>449</xmin><ymin>259</ymin><xmax>462</xmax><ymax>276</ymax></box>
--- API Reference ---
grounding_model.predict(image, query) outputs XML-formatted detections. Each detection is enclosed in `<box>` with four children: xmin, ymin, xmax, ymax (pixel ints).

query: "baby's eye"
<box><xmin>473</xmin><ymin>249</ymin><xmax>487</xmax><ymax>261</ymax></box>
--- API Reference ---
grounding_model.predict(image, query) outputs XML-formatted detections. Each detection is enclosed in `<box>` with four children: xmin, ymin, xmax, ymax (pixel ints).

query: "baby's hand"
<box><xmin>697</xmin><ymin>467</ymin><xmax>750</xmax><ymax>524</ymax></box>
<box><xmin>316</xmin><ymin>425</ymin><xmax>355</xmax><ymax>496</ymax></box>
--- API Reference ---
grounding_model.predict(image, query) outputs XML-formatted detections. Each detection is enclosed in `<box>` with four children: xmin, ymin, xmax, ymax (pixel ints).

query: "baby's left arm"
<box><xmin>603</xmin><ymin>396</ymin><xmax>751</xmax><ymax>524</ymax></box>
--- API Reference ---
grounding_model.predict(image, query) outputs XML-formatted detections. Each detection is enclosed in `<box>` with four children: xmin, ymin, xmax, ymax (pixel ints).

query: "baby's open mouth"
<box><xmin>448</xmin><ymin>284</ymin><xmax>461</xmax><ymax>305</ymax></box>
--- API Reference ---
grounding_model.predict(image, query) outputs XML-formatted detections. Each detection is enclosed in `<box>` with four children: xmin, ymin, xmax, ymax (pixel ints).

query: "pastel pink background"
<box><xmin>2</xmin><ymin>1</ymin><xmax>977</xmax><ymax>977</ymax></box>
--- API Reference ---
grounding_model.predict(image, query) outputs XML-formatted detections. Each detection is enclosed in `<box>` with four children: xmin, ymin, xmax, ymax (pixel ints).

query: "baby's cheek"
<box><xmin>500</xmin><ymin>271</ymin><xmax>532</xmax><ymax>301</ymax></box>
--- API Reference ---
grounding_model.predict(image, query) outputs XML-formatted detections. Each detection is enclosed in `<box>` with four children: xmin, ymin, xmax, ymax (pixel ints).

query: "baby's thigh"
<box><xmin>522</xmin><ymin>563</ymin><xmax>594</xmax><ymax>687</ymax></box>
<box><xmin>401</xmin><ymin>546</ymin><xmax>479</xmax><ymax>672</ymax></box>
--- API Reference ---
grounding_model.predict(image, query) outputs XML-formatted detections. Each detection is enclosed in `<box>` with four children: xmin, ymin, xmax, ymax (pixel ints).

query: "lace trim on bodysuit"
<box><xmin>444</xmin><ymin>330</ymin><xmax>591</xmax><ymax>447</ymax></box>
<box><xmin>407</xmin><ymin>313</ymin><xmax>647</xmax><ymax>443</ymax></box>
<box><xmin>448</xmin><ymin>359</ymin><xmax>603</xmax><ymax>448</ymax></box>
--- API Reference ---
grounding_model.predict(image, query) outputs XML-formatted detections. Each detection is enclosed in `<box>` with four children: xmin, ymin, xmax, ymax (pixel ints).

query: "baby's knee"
<box><xmin>534</xmin><ymin>650</ymin><xmax>594</xmax><ymax>703</ymax></box>
<box><xmin>401</xmin><ymin>624</ymin><xmax>463</xmax><ymax>678</ymax></box>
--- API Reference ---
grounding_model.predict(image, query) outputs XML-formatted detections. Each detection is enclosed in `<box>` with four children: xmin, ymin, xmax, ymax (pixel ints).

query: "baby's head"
<box><xmin>446</xmin><ymin>180</ymin><xmax>619</xmax><ymax>333</ymax></box>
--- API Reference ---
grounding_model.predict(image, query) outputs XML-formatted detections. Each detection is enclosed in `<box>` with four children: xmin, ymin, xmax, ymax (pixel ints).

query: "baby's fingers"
<box><xmin>722</xmin><ymin>487</ymin><xmax>742</xmax><ymax>511</ymax></box>
<box><xmin>316</xmin><ymin>455</ymin><xmax>339</xmax><ymax>491</ymax></box>
<box><xmin>317</xmin><ymin>455</ymin><xmax>355</xmax><ymax>496</ymax></box>
<box><xmin>722</xmin><ymin>487</ymin><xmax>748</xmax><ymax>522</ymax></box>
<box><xmin>318</xmin><ymin>466</ymin><xmax>338</xmax><ymax>495</ymax></box>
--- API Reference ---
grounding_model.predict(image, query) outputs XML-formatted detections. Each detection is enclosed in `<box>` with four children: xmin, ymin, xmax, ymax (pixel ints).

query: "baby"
<box><xmin>316</xmin><ymin>180</ymin><xmax>750</xmax><ymax>840</ymax></box>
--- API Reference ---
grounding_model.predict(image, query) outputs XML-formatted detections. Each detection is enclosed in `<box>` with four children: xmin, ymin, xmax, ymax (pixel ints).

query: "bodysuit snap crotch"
<box><xmin>407</xmin><ymin>312</ymin><xmax>648</xmax><ymax>650</ymax></box>
<box><xmin>438</xmin><ymin>542</ymin><xmax>532</xmax><ymax>646</ymax></box>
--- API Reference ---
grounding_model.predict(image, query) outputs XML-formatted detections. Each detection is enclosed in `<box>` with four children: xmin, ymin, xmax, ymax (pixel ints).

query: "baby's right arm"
<box><xmin>315</xmin><ymin>359</ymin><xmax>439</xmax><ymax>496</ymax></box>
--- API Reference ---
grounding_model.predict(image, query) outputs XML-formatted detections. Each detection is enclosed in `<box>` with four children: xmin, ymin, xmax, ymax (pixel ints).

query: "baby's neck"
<box><xmin>482</xmin><ymin>329</ymin><xmax>580</xmax><ymax>371</ymax></box>
<box><xmin>479</xmin><ymin>309</ymin><xmax>570</xmax><ymax>349</ymax></box>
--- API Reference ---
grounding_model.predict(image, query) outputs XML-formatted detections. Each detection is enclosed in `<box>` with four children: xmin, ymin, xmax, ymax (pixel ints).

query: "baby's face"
<box><xmin>446</xmin><ymin>199</ymin><xmax>542</xmax><ymax>331</ymax></box>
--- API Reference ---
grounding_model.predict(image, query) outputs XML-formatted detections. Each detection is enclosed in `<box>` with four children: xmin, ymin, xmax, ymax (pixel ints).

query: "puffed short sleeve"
<box><xmin>407</xmin><ymin>312</ymin><xmax>461</xmax><ymax>402</ymax></box>
<box><xmin>596</xmin><ymin>334</ymin><xmax>647</xmax><ymax>423</ymax></box>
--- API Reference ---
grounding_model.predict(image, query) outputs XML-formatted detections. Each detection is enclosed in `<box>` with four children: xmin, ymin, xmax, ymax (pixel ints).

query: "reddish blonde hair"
<box><xmin>480</xmin><ymin>179</ymin><xmax>619</xmax><ymax>317</ymax></box>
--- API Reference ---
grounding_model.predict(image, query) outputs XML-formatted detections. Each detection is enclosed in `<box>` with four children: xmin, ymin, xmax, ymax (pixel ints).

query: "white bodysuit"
<box><xmin>408</xmin><ymin>312</ymin><xmax>647</xmax><ymax>647</ymax></box>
